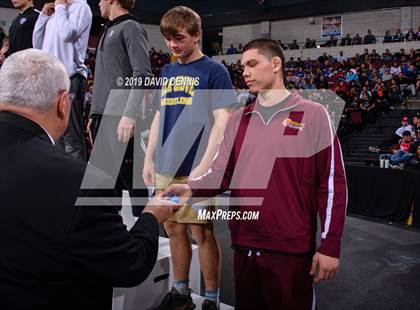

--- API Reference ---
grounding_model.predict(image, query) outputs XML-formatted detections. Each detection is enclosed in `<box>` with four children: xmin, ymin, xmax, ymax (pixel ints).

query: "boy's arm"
<box><xmin>189</xmin><ymin>107</ymin><xmax>231</xmax><ymax>180</ymax></box>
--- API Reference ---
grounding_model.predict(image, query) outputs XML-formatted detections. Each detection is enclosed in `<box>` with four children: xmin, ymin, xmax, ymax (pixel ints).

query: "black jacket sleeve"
<box><xmin>68</xmin><ymin>195</ymin><xmax>159</xmax><ymax>287</ymax></box>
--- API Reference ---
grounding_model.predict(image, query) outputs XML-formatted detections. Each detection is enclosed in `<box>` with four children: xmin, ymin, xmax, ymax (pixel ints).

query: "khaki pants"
<box><xmin>156</xmin><ymin>174</ymin><xmax>217</xmax><ymax>224</ymax></box>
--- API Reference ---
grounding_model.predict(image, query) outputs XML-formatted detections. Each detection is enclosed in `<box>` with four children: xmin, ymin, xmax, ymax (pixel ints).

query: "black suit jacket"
<box><xmin>0</xmin><ymin>112</ymin><xmax>159</xmax><ymax>310</ymax></box>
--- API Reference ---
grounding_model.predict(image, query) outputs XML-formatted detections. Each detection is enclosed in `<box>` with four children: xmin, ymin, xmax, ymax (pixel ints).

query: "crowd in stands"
<box><xmin>221</xmin><ymin>26</ymin><xmax>420</xmax><ymax>54</ymax></box>
<box><xmin>221</xmin><ymin>45</ymin><xmax>420</xmax><ymax>167</ymax></box>
<box><xmin>149</xmin><ymin>47</ymin><xmax>171</xmax><ymax>76</ymax></box>
<box><xmin>222</xmin><ymin>47</ymin><xmax>419</xmax><ymax>119</ymax></box>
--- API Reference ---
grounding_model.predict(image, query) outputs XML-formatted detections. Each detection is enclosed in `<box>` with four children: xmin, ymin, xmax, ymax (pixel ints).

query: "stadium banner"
<box><xmin>321</xmin><ymin>16</ymin><xmax>342</xmax><ymax>37</ymax></box>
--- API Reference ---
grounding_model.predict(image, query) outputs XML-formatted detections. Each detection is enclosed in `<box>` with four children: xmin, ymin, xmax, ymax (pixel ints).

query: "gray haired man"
<box><xmin>0</xmin><ymin>49</ymin><xmax>178</xmax><ymax>310</ymax></box>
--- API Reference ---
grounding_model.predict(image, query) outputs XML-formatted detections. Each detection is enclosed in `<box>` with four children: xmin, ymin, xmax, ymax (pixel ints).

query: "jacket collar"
<box><xmin>244</xmin><ymin>90</ymin><xmax>299</xmax><ymax>116</ymax></box>
<box><xmin>98</xmin><ymin>13</ymin><xmax>142</xmax><ymax>52</ymax></box>
<box><xmin>0</xmin><ymin>111</ymin><xmax>53</xmax><ymax>145</ymax></box>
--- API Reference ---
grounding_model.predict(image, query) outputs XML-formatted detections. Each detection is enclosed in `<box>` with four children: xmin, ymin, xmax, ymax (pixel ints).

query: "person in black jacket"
<box><xmin>5</xmin><ymin>0</ymin><xmax>39</xmax><ymax>57</ymax></box>
<box><xmin>0</xmin><ymin>49</ymin><xmax>177</xmax><ymax>310</ymax></box>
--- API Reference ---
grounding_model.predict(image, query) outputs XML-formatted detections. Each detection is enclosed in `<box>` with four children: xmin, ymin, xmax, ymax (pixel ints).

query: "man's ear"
<box><xmin>193</xmin><ymin>31</ymin><xmax>201</xmax><ymax>44</ymax></box>
<box><xmin>56</xmin><ymin>92</ymin><xmax>69</xmax><ymax>120</ymax></box>
<box><xmin>272</xmin><ymin>56</ymin><xmax>282</xmax><ymax>74</ymax></box>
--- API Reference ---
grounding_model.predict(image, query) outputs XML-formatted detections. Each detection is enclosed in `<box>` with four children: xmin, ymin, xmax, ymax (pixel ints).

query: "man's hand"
<box><xmin>117</xmin><ymin>116</ymin><xmax>135</xmax><ymax>143</ymax></box>
<box><xmin>310</xmin><ymin>252</ymin><xmax>339</xmax><ymax>283</ymax></box>
<box><xmin>143</xmin><ymin>160</ymin><xmax>156</xmax><ymax>187</ymax></box>
<box><xmin>42</xmin><ymin>3</ymin><xmax>55</xmax><ymax>16</ymax></box>
<box><xmin>162</xmin><ymin>184</ymin><xmax>192</xmax><ymax>205</ymax></box>
<box><xmin>142</xmin><ymin>196</ymin><xmax>179</xmax><ymax>224</ymax></box>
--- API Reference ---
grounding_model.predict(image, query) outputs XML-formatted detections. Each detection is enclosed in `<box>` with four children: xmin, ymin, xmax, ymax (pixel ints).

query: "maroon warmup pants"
<box><xmin>234</xmin><ymin>249</ymin><xmax>316</xmax><ymax>310</ymax></box>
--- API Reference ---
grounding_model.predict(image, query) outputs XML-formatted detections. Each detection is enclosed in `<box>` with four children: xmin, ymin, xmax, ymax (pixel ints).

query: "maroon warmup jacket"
<box><xmin>189</xmin><ymin>91</ymin><xmax>347</xmax><ymax>258</ymax></box>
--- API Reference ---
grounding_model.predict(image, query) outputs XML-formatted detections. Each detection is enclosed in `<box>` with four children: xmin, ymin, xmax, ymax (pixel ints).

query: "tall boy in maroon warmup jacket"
<box><xmin>163</xmin><ymin>38</ymin><xmax>347</xmax><ymax>310</ymax></box>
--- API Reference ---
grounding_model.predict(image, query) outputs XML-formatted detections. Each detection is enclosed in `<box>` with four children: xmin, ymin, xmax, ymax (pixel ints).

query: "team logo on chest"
<box><xmin>108</xmin><ymin>30</ymin><xmax>114</xmax><ymax>38</ymax></box>
<box><xmin>20</xmin><ymin>18</ymin><xmax>27</xmax><ymax>25</ymax></box>
<box><xmin>283</xmin><ymin>111</ymin><xmax>305</xmax><ymax>135</ymax></box>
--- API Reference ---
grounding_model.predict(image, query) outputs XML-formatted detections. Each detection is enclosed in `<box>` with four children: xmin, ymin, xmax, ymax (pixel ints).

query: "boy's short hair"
<box><xmin>117</xmin><ymin>0</ymin><xmax>135</xmax><ymax>10</ymax></box>
<box><xmin>402</xmin><ymin>130</ymin><xmax>412</xmax><ymax>137</ymax></box>
<box><xmin>242</xmin><ymin>38</ymin><xmax>286</xmax><ymax>77</ymax></box>
<box><xmin>160</xmin><ymin>6</ymin><xmax>201</xmax><ymax>37</ymax></box>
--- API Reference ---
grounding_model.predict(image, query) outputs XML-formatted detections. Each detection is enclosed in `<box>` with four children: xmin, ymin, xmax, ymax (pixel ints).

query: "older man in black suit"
<box><xmin>0</xmin><ymin>49</ymin><xmax>177</xmax><ymax>310</ymax></box>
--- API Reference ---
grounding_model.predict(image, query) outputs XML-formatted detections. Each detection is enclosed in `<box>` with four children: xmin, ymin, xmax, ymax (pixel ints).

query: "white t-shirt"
<box><xmin>390</xmin><ymin>66</ymin><xmax>402</xmax><ymax>76</ymax></box>
<box><xmin>395</xmin><ymin>124</ymin><xmax>413</xmax><ymax>137</ymax></box>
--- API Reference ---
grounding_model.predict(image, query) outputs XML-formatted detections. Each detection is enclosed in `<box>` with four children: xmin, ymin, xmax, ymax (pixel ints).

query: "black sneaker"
<box><xmin>151</xmin><ymin>288</ymin><xmax>196</xmax><ymax>310</ymax></box>
<box><xmin>202</xmin><ymin>299</ymin><xmax>218</xmax><ymax>310</ymax></box>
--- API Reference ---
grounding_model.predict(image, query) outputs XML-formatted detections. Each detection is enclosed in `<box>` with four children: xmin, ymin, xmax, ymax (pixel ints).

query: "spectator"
<box><xmin>360</xmin><ymin>85</ymin><xmax>371</xmax><ymax>99</ymax></box>
<box><xmin>360</xmin><ymin>48</ymin><xmax>369</xmax><ymax>62</ymax></box>
<box><xmin>388</xmin><ymin>79</ymin><xmax>404</xmax><ymax>107</ymax></box>
<box><xmin>394</xmin><ymin>48</ymin><xmax>406</xmax><ymax>60</ymax></box>
<box><xmin>369</xmin><ymin>49</ymin><xmax>380</xmax><ymax>61</ymax></box>
<box><xmin>359</xmin><ymin>91</ymin><xmax>376</xmax><ymax>124</ymax></box>
<box><xmin>295</xmin><ymin>76</ymin><xmax>307</xmax><ymax>89</ymax></box>
<box><xmin>371</xmin><ymin>84</ymin><xmax>390</xmax><ymax>114</ymax></box>
<box><xmin>381</xmin><ymin>67</ymin><xmax>393</xmax><ymax>82</ymax></box>
<box><xmin>317</xmin><ymin>52</ymin><xmax>328</xmax><ymax>64</ymax></box>
<box><xmin>5</xmin><ymin>0</ymin><xmax>39</xmax><ymax>58</ymax></box>
<box><xmin>304</xmin><ymin>38</ymin><xmax>316</xmax><ymax>49</ymax></box>
<box><xmin>33</xmin><ymin>0</ymin><xmax>92</xmax><ymax>161</ymax></box>
<box><xmin>382</xmin><ymin>48</ymin><xmax>393</xmax><ymax>61</ymax></box>
<box><xmin>417</xmin><ymin>26</ymin><xmax>420</xmax><ymax>40</ymax></box>
<box><xmin>316</xmin><ymin>75</ymin><xmax>329</xmax><ymax>89</ymax></box>
<box><xmin>395</xmin><ymin>71</ymin><xmax>416</xmax><ymax>97</ymax></box>
<box><xmin>406</xmin><ymin>28</ymin><xmax>416</xmax><ymax>41</ymax></box>
<box><xmin>393</xmin><ymin>29</ymin><xmax>404</xmax><ymax>42</ymax></box>
<box><xmin>353</xmin><ymin>33</ymin><xmax>362</xmax><ymax>45</ymax></box>
<box><xmin>295</xmin><ymin>57</ymin><xmax>304</xmax><ymax>68</ymax></box>
<box><xmin>390</xmin><ymin>62</ymin><xmax>402</xmax><ymax>76</ymax></box>
<box><xmin>288</xmin><ymin>56</ymin><xmax>297</xmax><ymax>69</ymax></box>
<box><xmin>337</xmin><ymin>51</ymin><xmax>347</xmax><ymax>63</ymax></box>
<box><xmin>379</xmin><ymin>64</ymin><xmax>387</xmax><ymax>76</ymax></box>
<box><xmin>346</xmin><ymin>68</ymin><xmax>358</xmax><ymax>82</ymax></box>
<box><xmin>363</xmin><ymin>29</ymin><xmax>376</xmax><ymax>44</ymax></box>
<box><xmin>237</xmin><ymin>43</ymin><xmax>243</xmax><ymax>53</ymax></box>
<box><xmin>278</xmin><ymin>39</ymin><xmax>287</xmax><ymax>50</ymax></box>
<box><xmin>383</xmin><ymin>30</ymin><xmax>393</xmax><ymax>43</ymax></box>
<box><xmin>226</xmin><ymin>44</ymin><xmax>238</xmax><ymax>54</ymax></box>
<box><xmin>341</xmin><ymin>33</ymin><xmax>352</xmax><ymax>46</ymax></box>
<box><xmin>412</xmin><ymin>114</ymin><xmax>419</xmax><ymax>133</ymax></box>
<box><xmin>305</xmin><ymin>77</ymin><xmax>316</xmax><ymax>89</ymax></box>
<box><xmin>389</xmin><ymin>131</ymin><xmax>415</xmax><ymax>168</ymax></box>
<box><xmin>396</xmin><ymin>116</ymin><xmax>414</xmax><ymax>137</ymax></box>
<box><xmin>325</xmin><ymin>36</ymin><xmax>338</xmax><ymax>47</ymax></box>
<box><xmin>289</xmin><ymin>39</ymin><xmax>299</xmax><ymax>50</ymax></box>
